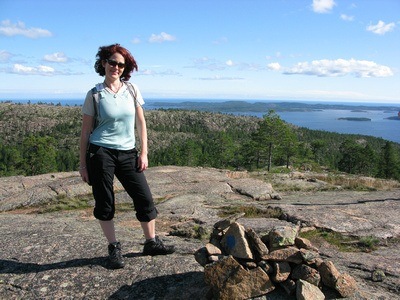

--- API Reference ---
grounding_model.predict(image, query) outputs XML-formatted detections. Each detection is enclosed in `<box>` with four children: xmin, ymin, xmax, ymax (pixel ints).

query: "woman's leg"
<box><xmin>140</xmin><ymin>219</ymin><xmax>156</xmax><ymax>240</ymax></box>
<box><xmin>99</xmin><ymin>220</ymin><xmax>117</xmax><ymax>243</ymax></box>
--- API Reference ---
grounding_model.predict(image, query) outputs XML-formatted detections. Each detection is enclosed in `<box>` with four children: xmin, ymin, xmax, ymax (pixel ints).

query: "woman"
<box><xmin>79</xmin><ymin>44</ymin><xmax>175</xmax><ymax>269</ymax></box>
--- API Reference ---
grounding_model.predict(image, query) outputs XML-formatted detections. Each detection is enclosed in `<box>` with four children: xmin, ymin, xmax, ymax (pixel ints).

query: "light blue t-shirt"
<box><xmin>82</xmin><ymin>82</ymin><xmax>145</xmax><ymax>150</ymax></box>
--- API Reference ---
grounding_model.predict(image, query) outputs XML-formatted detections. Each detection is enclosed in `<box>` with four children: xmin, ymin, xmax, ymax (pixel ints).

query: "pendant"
<box><xmin>114</xmin><ymin>94</ymin><xmax>117</xmax><ymax>98</ymax></box>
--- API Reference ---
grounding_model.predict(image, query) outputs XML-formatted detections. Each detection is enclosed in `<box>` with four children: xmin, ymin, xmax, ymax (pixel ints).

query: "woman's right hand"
<box><xmin>79</xmin><ymin>167</ymin><xmax>90</xmax><ymax>184</ymax></box>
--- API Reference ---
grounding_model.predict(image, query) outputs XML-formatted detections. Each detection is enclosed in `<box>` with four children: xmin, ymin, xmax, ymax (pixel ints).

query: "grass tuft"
<box><xmin>299</xmin><ymin>229</ymin><xmax>381</xmax><ymax>252</ymax></box>
<box><xmin>218</xmin><ymin>205</ymin><xmax>283</xmax><ymax>219</ymax></box>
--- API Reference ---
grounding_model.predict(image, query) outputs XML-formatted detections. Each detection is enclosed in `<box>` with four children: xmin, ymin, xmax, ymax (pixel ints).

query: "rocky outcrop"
<box><xmin>1</xmin><ymin>166</ymin><xmax>399</xmax><ymax>299</ymax></box>
<box><xmin>195</xmin><ymin>217</ymin><xmax>359</xmax><ymax>299</ymax></box>
<box><xmin>0</xmin><ymin>168</ymin><xmax>279</xmax><ymax>212</ymax></box>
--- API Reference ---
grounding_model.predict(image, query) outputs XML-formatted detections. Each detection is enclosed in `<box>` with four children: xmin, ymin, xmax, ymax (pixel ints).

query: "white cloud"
<box><xmin>267</xmin><ymin>62</ymin><xmax>281</xmax><ymax>71</ymax></box>
<box><xmin>226</xmin><ymin>60</ymin><xmax>234</xmax><ymax>66</ymax></box>
<box><xmin>189</xmin><ymin>57</ymin><xmax>226</xmax><ymax>71</ymax></box>
<box><xmin>312</xmin><ymin>0</ymin><xmax>336</xmax><ymax>13</ymax></box>
<box><xmin>132</xmin><ymin>37</ymin><xmax>141</xmax><ymax>44</ymax></box>
<box><xmin>366</xmin><ymin>20</ymin><xmax>395</xmax><ymax>35</ymax></box>
<box><xmin>266</xmin><ymin>52</ymin><xmax>283</xmax><ymax>60</ymax></box>
<box><xmin>340</xmin><ymin>14</ymin><xmax>354</xmax><ymax>21</ymax></box>
<box><xmin>149</xmin><ymin>32</ymin><xmax>176</xmax><ymax>43</ymax></box>
<box><xmin>44</xmin><ymin>52</ymin><xmax>68</xmax><ymax>63</ymax></box>
<box><xmin>0</xmin><ymin>50</ymin><xmax>12</xmax><ymax>62</ymax></box>
<box><xmin>12</xmin><ymin>63</ymin><xmax>55</xmax><ymax>75</ymax></box>
<box><xmin>138</xmin><ymin>68</ymin><xmax>181</xmax><ymax>76</ymax></box>
<box><xmin>198</xmin><ymin>75</ymin><xmax>244</xmax><ymax>81</ymax></box>
<box><xmin>237</xmin><ymin>63</ymin><xmax>264</xmax><ymax>71</ymax></box>
<box><xmin>283</xmin><ymin>59</ymin><xmax>393</xmax><ymax>78</ymax></box>
<box><xmin>0</xmin><ymin>20</ymin><xmax>52</xmax><ymax>38</ymax></box>
<box><xmin>213</xmin><ymin>37</ymin><xmax>228</xmax><ymax>45</ymax></box>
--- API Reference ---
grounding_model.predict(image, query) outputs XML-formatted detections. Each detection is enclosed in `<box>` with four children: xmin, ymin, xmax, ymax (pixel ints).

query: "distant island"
<box><xmin>387</xmin><ymin>116</ymin><xmax>400</xmax><ymax>120</ymax></box>
<box><xmin>337</xmin><ymin>117</ymin><xmax>371</xmax><ymax>121</ymax></box>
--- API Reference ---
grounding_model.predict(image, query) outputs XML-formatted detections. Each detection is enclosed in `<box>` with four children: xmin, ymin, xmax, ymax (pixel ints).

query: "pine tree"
<box><xmin>378</xmin><ymin>141</ymin><xmax>400</xmax><ymax>180</ymax></box>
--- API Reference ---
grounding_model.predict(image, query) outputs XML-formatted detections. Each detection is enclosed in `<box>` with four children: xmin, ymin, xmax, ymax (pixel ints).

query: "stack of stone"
<box><xmin>194</xmin><ymin>215</ymin><xmax>358</xmax><ymax>300</ymax></box>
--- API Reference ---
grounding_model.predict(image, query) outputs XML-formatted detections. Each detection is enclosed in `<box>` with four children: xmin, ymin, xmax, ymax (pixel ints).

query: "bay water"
<box><xmin>234</xmin><ymin>109</ymin><xmax>399</xmax><ymax>144</ymax></box>
<box><xmin>3</xmin><ymin>98</ymin><xmax>399</xmax><ymax>144</ymax></box>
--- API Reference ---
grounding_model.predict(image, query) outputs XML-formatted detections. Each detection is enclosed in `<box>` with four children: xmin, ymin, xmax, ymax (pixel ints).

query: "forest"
<box><xmin>0</xmin><ymin>102</ymin><xmax>399</xmax><ymax>181</ymax></box>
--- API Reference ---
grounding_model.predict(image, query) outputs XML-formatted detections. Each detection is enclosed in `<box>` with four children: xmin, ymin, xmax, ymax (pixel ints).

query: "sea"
<box><xmin>3</xmin><ymin>98</ymin><xmax>400</xmax><ymax>144</ymax></box>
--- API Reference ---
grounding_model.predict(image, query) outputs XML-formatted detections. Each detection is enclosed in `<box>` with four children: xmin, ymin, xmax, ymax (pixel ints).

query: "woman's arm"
<box><xmin>79</xmin><ymin>114</ymin><xmax>94</xmax><ymax>182</ymax></box>
<box><xmin>135</xmin><ymin>105</ymin><xmax>148</xmax><ymax>172</ymax></box>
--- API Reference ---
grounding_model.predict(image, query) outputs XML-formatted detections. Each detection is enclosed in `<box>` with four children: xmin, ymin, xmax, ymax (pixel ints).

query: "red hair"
<box><xmin>94</xmin><ymin>44</ymin><xmax>138</xmax><ymax>81</ymax></box>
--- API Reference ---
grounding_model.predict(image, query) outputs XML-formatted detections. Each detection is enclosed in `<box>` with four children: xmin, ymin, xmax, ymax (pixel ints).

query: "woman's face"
<box><xmin>102</xmin><ymin>52</ymin><xmax>125</xmax><ymax>80</ymax></box>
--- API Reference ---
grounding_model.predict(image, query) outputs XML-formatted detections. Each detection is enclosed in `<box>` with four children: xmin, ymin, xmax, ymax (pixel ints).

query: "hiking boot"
<box><xmin>107</xmin><ymin>242</ymin><xmax>125</xmax><ymax>269</ymax></box>
<box><xmin>143</xmin><ymin>236</ymin><xmax>176</xmax><ymax>256</ymax></box>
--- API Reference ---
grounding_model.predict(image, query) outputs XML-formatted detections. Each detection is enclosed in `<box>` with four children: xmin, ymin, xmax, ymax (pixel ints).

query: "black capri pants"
<box><xmin>88</xmin><ymin>143</ymin><xmax>158</xmax><ymax>222</ymax></box>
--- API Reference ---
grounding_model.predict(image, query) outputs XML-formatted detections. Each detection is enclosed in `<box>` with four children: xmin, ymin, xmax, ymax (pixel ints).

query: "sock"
<box><xmin>145</xmin><ymin>237</ymin><xmax>156</xmax><ymax>244</ymax></box>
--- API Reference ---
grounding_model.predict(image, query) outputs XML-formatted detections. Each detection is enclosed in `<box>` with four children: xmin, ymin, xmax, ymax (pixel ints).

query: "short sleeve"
<box><xmin>82</xmin><ymin>90</ymin><xmax>95</xmax><ymax>116</ymax></box>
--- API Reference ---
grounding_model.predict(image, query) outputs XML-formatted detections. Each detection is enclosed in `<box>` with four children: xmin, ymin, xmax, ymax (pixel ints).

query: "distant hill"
<box><xmin>151</xmin><ymin>100</ymin><xmax>400</xmax><ymax>113</ymax></box>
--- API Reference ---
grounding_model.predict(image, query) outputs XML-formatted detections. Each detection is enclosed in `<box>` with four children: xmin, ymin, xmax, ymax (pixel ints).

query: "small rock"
<box><xmin>318</xmin><ymin>260</ymin><xmax>340</xmax><ymax>288</ymax></box>
<box><xmin>271</xmin><ymin>261</ymin><xmax>291</xmax><ymax>282</ymax></box>
<box><xmin>258</xmin><ymin>260</ymin><xmax>272</xmax><ymax>274</ymax></box>
<box><xmin>214</xmin><ymin>213</ymin><xmax>245</xmax><ymax>231</ymax></box>
<box><xmin>299</xmin><ymin>248</ymin><xmax>320</xmax><ymax>265</ymax></box>
<box><xmin>291</xmin><ymin>264</ymin><xmax>321</xmax><ymax>286</ymax></box>
<box><xmin>295</xmin><ymin>237</ymin><xmax>319</xmax><ymax>252</ymax></box>
<box><xmin>205</xmin><ymin>243</ymin><xmax>222</xmax><ymax>255</ymax></box>
<box><xmin>204</xmin><ymin>256</ymin><xmax>275</xmax><ymax>300</ymax></box>
<box><xmin>209</xmin><ymin>255</ymin><xmax>225</xmax><ymax>262</ymax></box>
<box><xmin>263</xmin><ymin>246</ymin><xmax>303</xmax><ymax>264</ymax></box>
<box><xmin>194</xmin><ymin>247</ymin><xmax>209</xmax><ymax>267</ymax></box>
<box><xmin>296</xmin><ymin>279</ymin><xmax>325</xmax><ymax>300</ymax></box>
<box><xmin>269</xmin><ymin>225</ymin><xmax>298</xmax><ymax>249</ymax></box>
<box><xmin>335</xmin><ymin>273</ymin><xmax>357</xmax><ymax>298</ymax></box>
<box><xmin>280</xmin><ymin>279</ymin><xmax>296</xmax><ymax>296</ymax></box>
<box><xmin>246</xmin><ymin>227</ymin><xmax>269</xmax><ymax>259</ymax></box>
<box><xmin>221</xmin><ymin>222</ymin><xmax>253</xmax><ymax>260</ymax></box>
<box><xmin>371</xmin><ymin>269</ymin><xmax>386</xmax><ymax>282</ymax></box>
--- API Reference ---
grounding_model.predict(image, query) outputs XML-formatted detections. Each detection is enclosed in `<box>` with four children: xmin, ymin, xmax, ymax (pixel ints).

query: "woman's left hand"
<box><xmin>137</xmin><ymin>153</ymin><xmax>148</xmax><ymax>172</ymax></box>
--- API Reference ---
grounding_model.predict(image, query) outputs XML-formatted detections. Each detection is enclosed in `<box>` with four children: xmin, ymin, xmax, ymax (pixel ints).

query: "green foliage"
<box><xmin>218</xmin><ymin>205</ymin><xmax>283</xmax><ymax>219</ymax></box>
<box><xmin>299</xmin><ymin>229</ymin><xmax>380</xmax><ymax>252</ymax></box>
<box><xmin>21</xmin><ymin>195</ymin><xmax>92</xmax><ymax>214</ymax></box>
<box><xmin>378</xmin><ymin>141</ymin><xmax>400</xmax><ymax>180</ymax></box>
<box><xmin>0</xmin><ymin>103</ymin><xmax>399</xmax><ymax>182</ymax></box>
<box><xmin>22</xmin><ymin>135</ymin><xmax>58</xmax><ymax>175</ymax></box>
<box><xmin>338</xmin><ymin>139</ymin><xmax>377</xmax><ymax>176</ymax></box>
<box><xmin>0</xmin><ymin>142</ymin><xmax>23</xmax><ymax>176</ymax></box>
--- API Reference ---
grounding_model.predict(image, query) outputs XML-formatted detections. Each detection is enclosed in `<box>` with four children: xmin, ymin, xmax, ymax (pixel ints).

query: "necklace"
<box><xmin>104</xmin><ymin>81</ymin><xmax>122</xmax><ymax>98</ymax></box>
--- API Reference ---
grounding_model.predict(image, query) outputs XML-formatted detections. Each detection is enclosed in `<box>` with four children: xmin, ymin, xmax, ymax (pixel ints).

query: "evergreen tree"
<box><xmin>338</xmin><ymin>140</ymin><xmax>377</xmax><ymax>176</ymax></box>
<box><xmin>0</xmin><ymin>143</ymin><xmax>22</xmax><ymax>176</ymax></box>
<box><xmin>378</xmin><ymin>141</ymin><xmax>400</xmax><ymax>180</ymax></box>
<box><xmin>310</xmin><ymin>139</ymin><xmax>326</xmax><ymax>164</ymax></box>
<box><xmin>248</xmin><ymin>110</ymin><xmax>296</xmax><ymax>171</ymax></box>
<box><xmin>21</xmin><ymin>135</ymin><xmax>58</xmax><ymax>175</ymax></box>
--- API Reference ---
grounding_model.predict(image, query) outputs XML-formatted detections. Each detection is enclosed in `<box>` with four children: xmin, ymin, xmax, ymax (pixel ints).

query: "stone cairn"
<box><xmin>194</xmin><ymin>214</ymin><xmax>358</xmax><ymax>300</ymax></box>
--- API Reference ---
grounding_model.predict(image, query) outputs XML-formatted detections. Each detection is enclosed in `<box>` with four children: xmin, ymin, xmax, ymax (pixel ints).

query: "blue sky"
<box><xmin>1</xmin><ymin>0</ymin><xmax>399</xmax><ymax>103</ymax></box>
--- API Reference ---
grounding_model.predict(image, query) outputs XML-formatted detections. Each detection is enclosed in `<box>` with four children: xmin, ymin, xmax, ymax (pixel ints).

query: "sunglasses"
<box><xmin>106</xmin><ymin>59</ymin><xmax>126</xmax><ymax>68</ymax></box>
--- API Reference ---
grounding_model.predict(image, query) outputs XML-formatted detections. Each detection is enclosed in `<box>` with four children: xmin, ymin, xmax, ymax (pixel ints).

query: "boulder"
<box><xmin>291</xmin><ymin>264</ymin><xmax>321</xmax><ymax>286</ymax></box>
<box><xmin>335</xmin><ymin>273</ymin><xmax>357</xmax><ymax>298</ymax></box>
<box><xmin>271</xmin><ymin>261</ymin><xmax>291</xmax><ymax>282</ymax></box>
<box><xmin>296</xmin><ymin>279</ymin><xmax>325</xmax><ymax>300</ymax></box>
<box><xmin>268</xmin><ymin>225</ymin><xmax>299</xmax><ymax>249</ymax></box>
<box><xmin>220</xmin><ymin>222</ymin><xmax>253</xmax><ymax>260</ymax></box>
<box><xmin>204</xmin><ymin>256</ymin><xmax>274</xmax><ymax>300</ymax></box>
<box><xmin>245</xmin><ymin>227</ymin><xmax>269</xmax><ymax>260</ymax></box>
<box><xmin>318</xmin><ymin>260</ymin><xmax>340</xmax><ymax>288</ymax></box>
